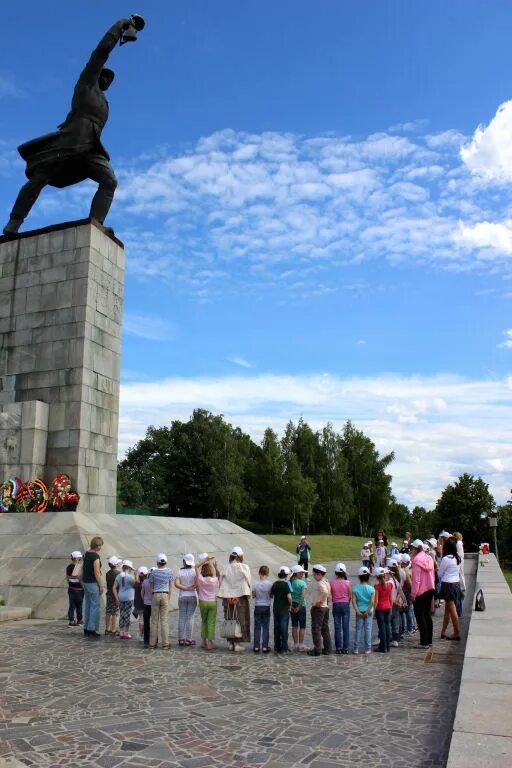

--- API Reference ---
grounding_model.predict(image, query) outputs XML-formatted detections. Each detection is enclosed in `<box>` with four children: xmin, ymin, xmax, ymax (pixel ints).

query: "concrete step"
<box><xmin>0</xmin><ymin>606</ymin><xmax>32</xmax><ymax>623</ymax></box>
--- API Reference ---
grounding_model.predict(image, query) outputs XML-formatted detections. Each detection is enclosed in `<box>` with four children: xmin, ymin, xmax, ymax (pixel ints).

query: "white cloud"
<box><xmin>227</xmin><ymin>356</ymin><xmax>253</xmax><ymax>369</ymax></box>
<box><xmin>123</xmin><ymin>312</ymin><xmax>175</xmax><ymax>342</ymax></box>
<box><xmin>497</xmin><ymin>329</ymin><xmax>512</xmax><ymax>349</ymax></box>
<box><xmin>455</xmin><ymin>220</ymin><xmax>512</xmax><ymax>256</ymax></box>
<box><xmin>0</xmin><ymin>74</ymin><xmax>24</xmax><ymax>99</ymax></box>
<box><xmin>461</xmin><ymin>100</ymin><xmax>512</xmax><ymax>182</ymax></box>
<box><xmin>119</xmin><ymin>371</ymin><xmax>512</xmax><ymax>508</ymax></box>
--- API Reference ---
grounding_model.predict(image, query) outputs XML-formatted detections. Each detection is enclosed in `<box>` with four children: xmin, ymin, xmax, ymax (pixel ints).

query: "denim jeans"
<box><xmin>254</xmin><ymin>605</ymin><xmax>270</xmax><ymax>649</ymax></box>
<box><xmin>332</xmin><ymin>602</ymin><xmax>350</xmax><ymax>651</ymax></box>
<box><xmin>405</xmin><ymin>594</ymin><xmax>416</xmax><ymax>632</ymax></box>
<box><xmin>83</xmin><ymin>582</ymin><xmax>101</xmax><ymax>632</ymax></box>
<box><xmin>354</xmin><ymin>612</ymin><xmax>373</xmax><ymax>652</ymax></box>
<box><xmin>376</xmin><ymin>609</ymin><xmax>391</xmax><ymax>651</ymax></box>
<box><xmin>68</xmin><ymin>589</ymin><xmax>84</xmax><ymax>623</ymax></box>
<box><xmin>273</xmin><ymin>611</ymin><xmax>290</xmax><ymax>652</ymax></box>
<box><xmin>391</xmin><ymin>607</ymin><xmax>402</xmax><ymax>642</ymax></box>
<box><xmin>178</xmin><ymin>596</ymin><xmax>197</xmax><ymax>640</ymax></box>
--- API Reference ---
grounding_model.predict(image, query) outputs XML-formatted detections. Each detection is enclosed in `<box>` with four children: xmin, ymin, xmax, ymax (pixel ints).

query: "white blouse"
<box><xmin>438</xmin><ymin>555</ymin><xmax>460</xmax><ymax>584</ymax></box>
<box><xmin>217</xmin><ymin>561</ymin><xmax>252</xmax><ymax>598</ymax></box>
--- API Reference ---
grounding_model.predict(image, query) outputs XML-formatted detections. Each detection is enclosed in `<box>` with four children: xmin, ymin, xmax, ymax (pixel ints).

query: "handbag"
<box><xmin>474</xmin><ymin>588</ymin><xmax>486</xmax><ymax>612</ymax></box>
<box><xmin>221</xmin><ymin>601</ymin><xmax>242</xmax><ymax>639</ymax></box>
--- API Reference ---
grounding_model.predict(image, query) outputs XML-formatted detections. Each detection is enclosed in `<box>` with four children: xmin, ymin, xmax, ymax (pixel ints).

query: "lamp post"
<box><xmin>488</xmin><ymin>513</ymin><xmax>499</xmax><ymax>563</ymax></box>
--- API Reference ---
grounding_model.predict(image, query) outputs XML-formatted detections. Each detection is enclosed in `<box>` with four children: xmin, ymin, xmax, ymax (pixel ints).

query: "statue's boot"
<box><xmin>2</xmin><ymin>218</ymin><xmax>23</xmax><ymax>236</ymax></box>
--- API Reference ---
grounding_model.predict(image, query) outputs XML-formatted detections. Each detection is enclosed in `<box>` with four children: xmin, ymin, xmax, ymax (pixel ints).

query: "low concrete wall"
<box><xmin>447</xmin><ymin>554</ymin><xmax>512</xmax><ymax>767</ymax></box>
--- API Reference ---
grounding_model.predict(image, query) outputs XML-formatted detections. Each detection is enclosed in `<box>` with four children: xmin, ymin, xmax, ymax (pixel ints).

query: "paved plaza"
<box><xmin>0</xmin><ymin>573</ymin><xmax>474</xmax><ymax>768</ymax></box>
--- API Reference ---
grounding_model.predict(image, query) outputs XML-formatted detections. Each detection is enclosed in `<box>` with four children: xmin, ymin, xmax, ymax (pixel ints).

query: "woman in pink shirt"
<box><xmin>330</xmin><ymin>562</ymin><xmax>352</xmax><ymax>655</ymax></box>
<box><xmin>410</xmin><ymin>538</ymin><xmax>435</xmax><ymax>650</ymax></box>
<box><xmin>195</xmin><ymin>556</ymin><xmax>220</xmax><ymax>651</ymax></box>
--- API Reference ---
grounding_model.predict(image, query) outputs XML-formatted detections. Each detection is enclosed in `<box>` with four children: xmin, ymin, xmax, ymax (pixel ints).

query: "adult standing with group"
<box><xmin>296</xmin><ymin>535</ymin><xmax>311</xmax><ymax>575</ymax></box>
<box><xmin>410</xmin><ymin>538</ymin><xmax>435</xmax><ymax>649</ymax></box>
<box><xmin>217</xmin><ymin>546</ymin><xmax>252</xmax><ymax>652</ymax></box>
<box><xmin>82</xmin><ymin>536</ymin><xmax>104</xmax><ymax>638</ymax></box>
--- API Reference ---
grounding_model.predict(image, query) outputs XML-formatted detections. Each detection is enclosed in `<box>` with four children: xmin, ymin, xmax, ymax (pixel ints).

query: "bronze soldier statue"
<box><xmin>2</xmin><ymin>15</ymin><xmax>145</xmax><ymax>236</ymax></box>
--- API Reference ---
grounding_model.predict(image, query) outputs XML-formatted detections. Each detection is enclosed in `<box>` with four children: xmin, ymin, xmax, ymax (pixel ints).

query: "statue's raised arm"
<box><xmin>2</xmin><ymin>15</ymin><xmax>145</xmax><ymax>237</ymax></box>
<box><xmin>78</xmin><ymin>19</ymin><xmax>133</xmax><ymax>87</ymax></box>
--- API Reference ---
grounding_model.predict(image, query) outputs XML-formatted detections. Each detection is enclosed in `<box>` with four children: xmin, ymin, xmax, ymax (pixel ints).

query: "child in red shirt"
<box><xmin>374</xmin><ymin>567</ymin><xmax>393</xmax><ymax>652</ymax></box>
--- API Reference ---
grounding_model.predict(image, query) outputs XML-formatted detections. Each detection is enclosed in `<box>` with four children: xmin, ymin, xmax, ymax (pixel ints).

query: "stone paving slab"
<box><xmin>0</xmin><ymin>575</ymin><xmax>475</xmax><ymax>768</ymax></box>
<box><xmin>446</xmin><ymin>732</ymin><xmax>512</xmax><ymax>768</ymax></box>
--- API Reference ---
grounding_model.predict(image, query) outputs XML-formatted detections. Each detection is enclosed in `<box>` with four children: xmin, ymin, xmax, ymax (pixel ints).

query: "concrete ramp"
<box><xmin>0</xmin><ymin>511</ymin><xmax>294</xmax><ymax>618</ymax></box>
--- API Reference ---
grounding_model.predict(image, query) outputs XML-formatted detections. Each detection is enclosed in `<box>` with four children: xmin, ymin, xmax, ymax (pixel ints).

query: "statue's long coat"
<box><xmin>18</xmin><ymin>22</ymin><xmax>123</xmax><ymax>188</ymax></box>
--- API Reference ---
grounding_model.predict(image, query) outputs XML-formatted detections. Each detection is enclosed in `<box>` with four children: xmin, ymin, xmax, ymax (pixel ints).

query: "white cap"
<box><xmin>278</xmin><ymin>565</ymin><xmax>291</xmax><ymax>576</ymax></box>
<box><xmin>334</xmin><ymin>562</ymin><xmax>346</xmax><ymax>574</ymax></box>
<box><xmin>122</xmin><ymin>559</ymin><xmax>134</xmax><ymax>570</ymax></box>
<box><xmin>427</xmin><ymin>537</ymin><xmax>437</xmax><ymax>547</ymax></box>
<box><xmin>403</xmin><ymin>539</ymin><xmax>409</xmax><ymax>544</ymax></box>
<box><xmin>386</xmin><ymin>558</ymin><xmax>398</xmax><ymax>568</ymax></box>
<box><xmin>197</xmin><ymin>552</ymin><xmax>208</xmax><ymax>561</ymax></box>
<box><xmin>378</xmin><ymin>539</ymin><xmax>384</xmax><ymax>543</ymax></box>
<box><xmin>231</xmin><ymin>546</ymin><xmax>244</xmax><ymax>556</ymax></box>
<box><xmin>422</xmin><ymin>542</ymin><xmax>430</xmax><ymax>551</ymax></box>
<box><xmin>400</xmin><ymin>553</ymin><xmax>411</xmax><ymax>564</ymax></box>
<box><xmin>156</xmin><ymin>553</ymin><xmax>167</xmax><ymax>564</ymax></box>
<box><xmin>71</xmin><ymin>550</ymin><xmax>82</xmax><ymax>559</ymax></box>
<box><xmin>291</xmin><ymin>564</ymin><xmax>305</xmax><ymax>574</ymax></box>
<box><xmin>138</xmin><ymin>566</ymin><xmax>149</xmax><ymax>575</ymax></box>
<box><xmin>374</xmin><ymin>566</ymin><xmax>389</xmax><ymax>577</ymax></box>
<box><xmin>300</xmin><ymin>535</ymin><xmax>306</xmax><ymax>539</ymax></box>
<box><xmin>439</xmin><ymin>531</ymin><xmax>451</xmax><ymax>539</ymax></box>
<box><xmin>411</xmin><ymin>538</ymin><xmax>424</xmax><ymax>549</ymax></box>
<box><xmin>183</xmin><ymin>554</ymin><xmax>195</xmax><ymax>566</ymax></box>
<box><xmin>362</xmin><ymin>544</ymin><xmax>370</xmax><ymax>550</ymax></box>
<box><xmin>391</xmin><ymin>542</ymin><xmax>397</xmax><ymax>547</ymax></box>
<box><xmin>108</xmin><ymin>555</ymin><xmax>121</xmax><ymax>566</ymax></box>
<box><xmin>366</xmin><ymin>541</ymin><xmax>372</xmax><ymax>546</ymax></box>
<box><xmin>358</xmin><ymin>566</ymin><xmax>370</xmax><ymax>576</ymax></box>
<box><xmin>312</xmin><ymin>564</ymin><xmax>326</xmax><ymax>574</ymax></box>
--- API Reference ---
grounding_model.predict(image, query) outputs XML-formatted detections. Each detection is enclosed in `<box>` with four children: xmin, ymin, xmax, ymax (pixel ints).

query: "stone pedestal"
<box><xmin>0</xmin><ymin>219</ymin><xmax>124</xmax><ymax>514</ymax></box>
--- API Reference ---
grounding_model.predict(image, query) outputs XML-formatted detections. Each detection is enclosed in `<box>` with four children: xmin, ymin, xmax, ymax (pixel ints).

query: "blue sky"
<box><xmin>2</xmin><ymin>1</ymin><xmax>512</xmax><ymax>508</ymax></box>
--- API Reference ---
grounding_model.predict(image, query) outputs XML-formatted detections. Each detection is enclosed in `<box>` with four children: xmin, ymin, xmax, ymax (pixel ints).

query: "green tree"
<box><xmin>388</xmin><ymin>499</ymin><xmax>411</xmax><ymax>537</ymax></box>
<box><xmin>410</xmin><ymin>505</ymin><xmax>435</xmax><ymax>537</ymax></box>
<box><xmin>246</xmin><ymin>428</ymin><xmax>286</xmax><ymax>532</ymax></box>
<box><xmin>315</xmin><ymin>424</ymin><xmax>354</xmax><ymax>534</ymax></box>
<box><xmin>340</xmin><ymin>421</ymin><xmax>394</xmax><ymax>536</ymax></box>
<box><xmin>117</xmin><ymin>425</ymin><xmax>172</xmax><ymax>510</ymax></box>
<box><xmin>433</xmin><ymin>473</ymin><xmax>495</xmax><ymax>551</ymax></box>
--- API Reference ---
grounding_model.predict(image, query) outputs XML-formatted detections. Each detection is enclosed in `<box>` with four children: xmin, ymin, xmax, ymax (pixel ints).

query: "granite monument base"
<box><xmin>0</xmin><ymin>511</ymin><xmax>293</xmax><ymax>619</ymax></box>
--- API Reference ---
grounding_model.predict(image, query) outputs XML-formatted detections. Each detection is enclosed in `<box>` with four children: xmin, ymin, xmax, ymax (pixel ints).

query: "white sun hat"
<box><xmin>107</xmin><ymin>555</ymin><xmax>121</xmax><ymax>566</ymax></box>
<box><xmin>183</xmin><ymin>554</ymin><xmax>195</xmax><ymax>566</ymax></box>
<box><xmin>411</xmin><ymin>539</ymin><xmax>424</xmax><ymax>549</ymax></box>
<box><xmin>138</xmin><ymin>566</ymin><xmax>149</xmax><ymax>575</ymax></box>
<box><xmin>334</xmin><ymin>562</ymin><xmax>347</xmax><ymax>573</ymax></box>
<box><xmin>291</xmin><ymin>564</ymin><xmax>306</xmax><ymax>574</ymax></box>
<box><xmin>122</xmin><ymin>559</ymin><xmax>134</xmax><ymax>570</ymax></box>
<box><xmin>71</xmin><ymin>550</ymin><xmax>82</xmax><ymax>559</ymax></box>
<box><xmin>231</xmin><ymin>546</ymin><xmax>244</xmax><ymax>556</ymax></box>
<box><xmin>358</xmin><ymin>566</ymin><xmax>370</xmax><ymax>576</ymax></box>
<box><xmin>278</xmin><ymin>565</ymin><xmax>291</xmax><ymax>576</ymax></box>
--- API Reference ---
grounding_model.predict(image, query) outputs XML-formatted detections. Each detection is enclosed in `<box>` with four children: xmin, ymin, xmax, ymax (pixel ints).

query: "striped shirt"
<box><xmin>149</xmin><ymin>567</ymin><xmax>173</xmax><ymax>592</ymax></box>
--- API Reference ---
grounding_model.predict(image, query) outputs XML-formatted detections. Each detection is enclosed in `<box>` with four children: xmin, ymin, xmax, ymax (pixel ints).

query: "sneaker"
<box><xmin>364</xmin><ymin>650</ymin><xmax>371</xmax><ymax>655</ymax></box>
<box><xmin>335</xmin><ymin>649</ymin><xmax>343</xmax><ymax>655</ymax></box>
<box><xmin>413</xmin><ymin>644</ymin><xmax>431</xmax><ymax>649</ymax></box>
<box><xmin>77</xmin><ymin>621</ymin><xmax>83</xmax><ymax>626</ymax></box>
<box><xmin>342</xmin><ymin>649</ymin><xmax>349</xmax><ymax>655</ymax></box>
<box><xmin>372</xmin><ymin>639</ymin><xmax>380</xmax><ymax>647</ymax></box>
<box><xmin>352</xmin><ymin>649</ymin><xmax>359</xmax><ymax>655</ymax></box>
<box><xmin>233</xmin><ymin>644</ymin><xmax>245</xmax><ymax>653</ymax></box>
<box><xmin>391</xmin><ymin>640</ymin><xmax>399</xmax><ymax>648</ymax></box>
<box><xmin>68</xmin><ymin>621</ymin><xmax>77</xmax><ymax>627</ymax></box>
<box><xmin>253</xmin><ymin>647</ymin><xmax>260</xmax><ymax>653</ymax></box>
<box><xmin>262</xmin><ymin>647</ymin><xmax>271</xmax><ymax>654</ymax></box>
<box><xmin>307</xmin><ymin>649</ymin><xmax>321</xmax><ymax>656</ymax></box>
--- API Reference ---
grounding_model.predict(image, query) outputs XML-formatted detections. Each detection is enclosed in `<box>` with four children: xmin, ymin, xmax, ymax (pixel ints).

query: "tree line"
<box><xmin>117</xmin><ymin>408</ymin><xmax>510</xmax><ymax>559</ymax></box>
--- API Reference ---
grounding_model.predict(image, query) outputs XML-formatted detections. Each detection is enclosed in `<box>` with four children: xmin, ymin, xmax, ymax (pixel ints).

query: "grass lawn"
<box><xmin>263</xmin><ymin>534</ymin><xmax>367</xmax><ymax>562</ymax></box>
<box><xmin>504</xmin><ymin>570</ymin><xmax>512</xmax><ymax>592</ymax></box>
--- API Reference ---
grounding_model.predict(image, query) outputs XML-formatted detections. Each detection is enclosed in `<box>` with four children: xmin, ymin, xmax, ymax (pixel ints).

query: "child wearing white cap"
<box><xmin>330</xmin><ymin>563</ymin><xmax>351</xmax><ymax>655</ymax></box>
<box><xmin>307</xmin><ymin>565</ymin><xmax>332</xmax><ymax>656</ymax></box>
<box><xmin>175</xmin><ymin>554</ymin><xmax>198</xmax><ymax>647</ymax></box>
<box><xmin>374</xmin><ymin>567</ymin><xmax>393</xmax><ymax>652</ymax></box>
<box><xmin>289</xmin><ymin>564</ymin><xmax>307</xmax><ymax>652</ymax></box>
<box><xmin>105</xmin><ymin>556</ymin><xmax>121</xmax><ymax>636</ymax></box>
<box><xmin>134</xmin><ymin>567</ymin><xmax>148</xmax><ymax>642</ymax></box>
<box><xmin>66</xmin><ymin>551</ymin><xmax>84</xmax><ymax>627</ymax></box>
<box><xmin>148</xmin><ymin>554</ymin><xmax>174</xmax><ymax>650</ymax></box>
<box><xmin>270</xmin><ymin>566</ymin><xmax>292</xmax><ymax>653</ymax></box>
<box><xmin>113</xmin><ymin>561</ymin><xmax>136</xmax><ymax>640</ymax></box>
<box><xmin>351</xmin><ymin>567</ymin><xmax>376</xmax><ymax>654</ymax></box>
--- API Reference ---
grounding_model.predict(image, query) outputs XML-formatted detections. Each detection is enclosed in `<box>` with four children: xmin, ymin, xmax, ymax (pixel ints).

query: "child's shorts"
<box><xmin>105</xmin><ymin>593</ymin><xmax>119</xmax><ymax>616</ymax></box>
<box><xmin>290</xmin><ymin>603</ymin><xmax>306</xmax><ymax>629</ymax></box>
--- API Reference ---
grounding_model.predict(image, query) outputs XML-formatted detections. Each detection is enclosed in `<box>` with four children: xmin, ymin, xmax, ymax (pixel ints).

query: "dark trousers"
<box><xmin>143</xmin><ymin>605</ymin><xmax>152</xmax><ymax>645</ymax></box>
<box><xmin>254</xmin><ymin>605</ymin><xmax>270</xmax><ymax>649</ymax></box>
<box><xmin>9</xmin><ymin>158</ymin><xmax>117</xmax><ymax>225</ymax></box>
<box><xmin>376</xmin><ymin>609</ymin><xmax>392</xmax><ymax>651</ymax></box>
<box><xmin>273</xmin><ymin>611</ymin><xmax>290</xmax><ymax>652</ymax></box>
<box><xmin>310</xmin><ymin>606</ymin><xmax>332</xmax><ymax>653</ymax></box>
<box><xmin>68</xmin><ymin>589</ymin><xmax>84</xmax><ymax>622</ymax></box>
<box><xmin>414</xmin><ymin>589</ymin><xmax>435</xmax><ymax>646</ymax></box>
